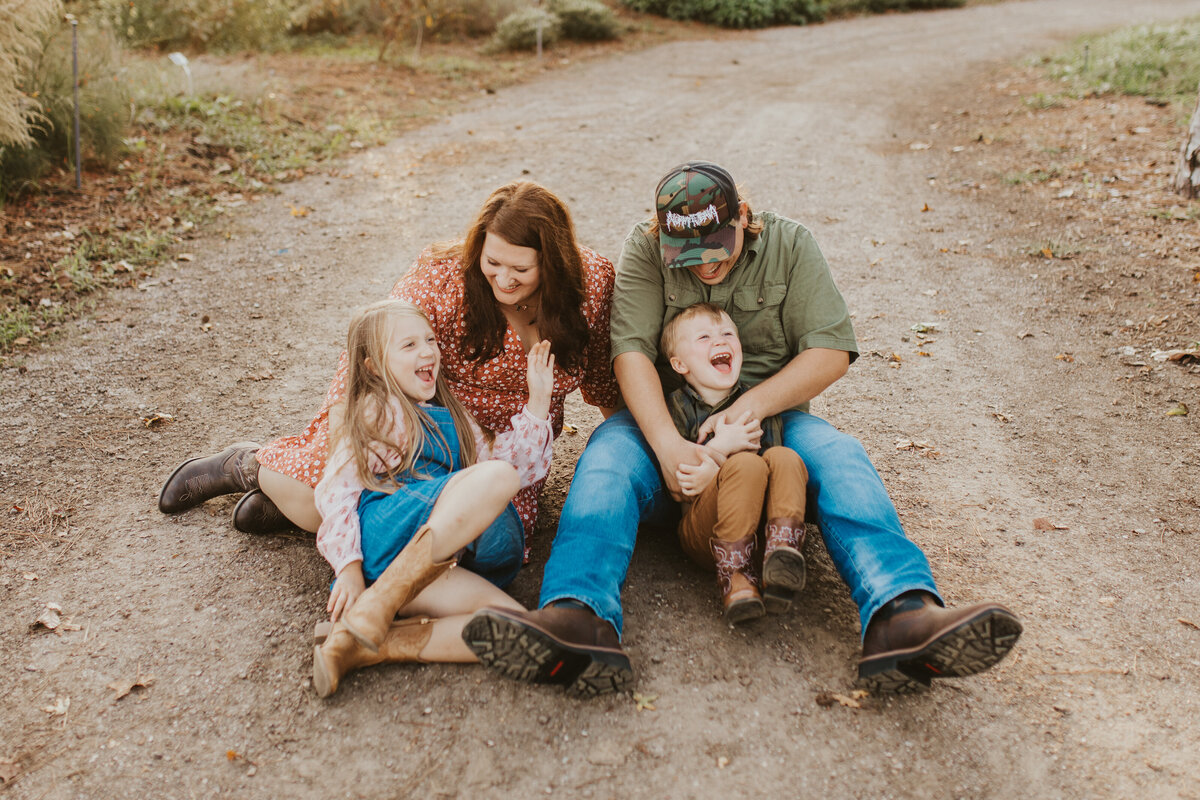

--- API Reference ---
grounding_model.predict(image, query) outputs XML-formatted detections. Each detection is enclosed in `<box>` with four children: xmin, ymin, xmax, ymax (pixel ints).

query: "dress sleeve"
<box><xmin>579</xmin><ymin>250</ymin><xmax>621</xmax><ymax>409</ymax></box>
<box><xmin>390</xmin><ymin>251</ymin><xmax>441</xmax><ymax>326</ymax></box>
<box><xmin>313</xmin><ymin>438</ymin><xmax>365</xmax><ymax>577</ymax></box>
<box><xmin>477</xmin><ymin>408</ymin><xmax>553</xmax><ymax>489</ymax></box>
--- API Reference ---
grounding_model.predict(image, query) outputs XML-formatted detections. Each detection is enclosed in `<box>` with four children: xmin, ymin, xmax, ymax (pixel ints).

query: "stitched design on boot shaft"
<box><xmin>710</xmin><ymin>535</ymin><xmax>759</xmax><ymax>595</ymax></box>
<box><xmin>764</xmin><ymin>520</ymin><xmax>803</xmax><ymax>554</ymax></box>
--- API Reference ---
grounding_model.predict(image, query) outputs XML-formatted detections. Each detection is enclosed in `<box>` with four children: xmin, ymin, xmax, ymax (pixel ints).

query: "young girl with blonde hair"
<box><xmin>311</xmin><ymin>299</ymin><xmax>555</xmax><ymax>697</ymax></box>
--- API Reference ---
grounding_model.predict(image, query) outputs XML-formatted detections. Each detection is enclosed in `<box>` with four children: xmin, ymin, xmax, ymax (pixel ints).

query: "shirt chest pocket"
<box><xmin>662</xmin><ymin>285</ymin><xmax>706</xmax><ymax>326</ymax></box>
<box><xmin>730</xmin><ymin>283</ymin><xmax>787</xmax><ymax>354</ymax></box>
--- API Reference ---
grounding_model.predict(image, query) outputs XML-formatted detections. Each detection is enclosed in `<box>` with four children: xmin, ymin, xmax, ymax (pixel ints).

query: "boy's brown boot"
<box><xmin>341</xmin><ymin>525</ymin><xmax>455</xmax><ymax>652</ymax></box>
<box><xmin>158</xmin><ymin>442</ymin><xmax>261</xmax><ymax>513</ymax></box>
<box><xmin>711</xmin><ymin>533</ymin><xmax>765</xmax><ymax>626</ymax></box>
<box><xmin>762</xmin><ymin>517</ymin><xmax>806</xmax><ymax>614</ymax></box>
<box><xmin>313</xmin><ymin>617</ymin><xmax>434</xmax><ymax>698</ymax></box>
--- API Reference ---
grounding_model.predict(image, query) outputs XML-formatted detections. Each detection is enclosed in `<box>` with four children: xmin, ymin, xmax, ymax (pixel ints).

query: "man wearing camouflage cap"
<box><xmin>465</xmin><ymin>161</ymin><xmax>1022</xmax><ymax>695</ymax></box>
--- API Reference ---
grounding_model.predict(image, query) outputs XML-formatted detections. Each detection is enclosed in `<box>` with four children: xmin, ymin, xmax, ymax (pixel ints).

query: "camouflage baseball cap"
<box><xmin>655</xmin><ymin>161</ymin><xmax>740</xmax><ymax>269</ymax></box>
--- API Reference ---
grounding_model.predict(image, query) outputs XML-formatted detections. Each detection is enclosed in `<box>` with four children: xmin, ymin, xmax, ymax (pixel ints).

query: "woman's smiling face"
<box><xmin>480</xmin><ymin>231</ymin><xmax>541</xmax><ymax>307</ymax></box>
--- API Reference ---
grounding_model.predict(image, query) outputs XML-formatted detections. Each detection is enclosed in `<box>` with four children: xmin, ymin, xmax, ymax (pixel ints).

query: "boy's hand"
<box><xmin>697</xmin><ymin>394</ymin><xmax>762</xmax><ymax>445</ymax></box>
<box><xmin>328</xmin><ymin>562</ymin><xmax>365</xmax><ymax>621</ymax></box>
<box><xmin>525</xmin><ymin>340</ymin><xmax>555</xmax><ymax>420</ymax></box>
<box><xmin>676</xmin><ymin>453</ymin><xmax>720</xmax><ymax>497</ymax></box>
<box><xmin>703</xmin><ymin>410</ymin><xmax>762</xmax><ymax>455</ymax></box>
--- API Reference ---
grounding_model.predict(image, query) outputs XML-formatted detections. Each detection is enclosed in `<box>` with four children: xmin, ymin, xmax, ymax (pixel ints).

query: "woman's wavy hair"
<box><xmin>436</xmin><ymin>181</ymin><xmax>588</xmax><ymax>373</ymax></box>
<box><xmin>337</xmin><ymin>299</ymin><xmax>486</xmax><ymax>493</ymax></box>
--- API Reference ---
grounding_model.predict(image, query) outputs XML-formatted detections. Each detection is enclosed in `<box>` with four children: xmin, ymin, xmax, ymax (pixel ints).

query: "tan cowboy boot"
<box><xmin>341</xmin><ymin>525</ymin><xmax>456</xmax><ymax>652</ymax></box>
<box><xmin>313</xmin><ymin>617</ymin><xmax>434</xmax><ymax>698</ymax></box>
<box><xmin>762</xmin><ymin>516</ymin><xmax>806</xmax><ymax>614</ymax></box>
<box><xmin>711</xmin><ymin>533</ymin><xmax>765</xmax><ymax>626</ymax></box>
<box><xmin>158</xmin><ymin>442</ymin><xmax>261</xmax><ymax>513</ymax></box>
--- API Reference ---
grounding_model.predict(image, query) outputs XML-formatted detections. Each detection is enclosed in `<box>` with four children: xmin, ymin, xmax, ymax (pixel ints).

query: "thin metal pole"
<box><xmin>71</xmin><ymin>18</ymin><xmax>81</xmax><ymax>190</ymax></box>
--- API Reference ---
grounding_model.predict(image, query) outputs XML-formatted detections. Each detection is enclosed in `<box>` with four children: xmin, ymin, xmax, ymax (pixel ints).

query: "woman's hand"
<box><xmin>703</xmin><ymin>410</ymin><xmax>762</xmax><ymax>456</ymax></box>
<box><xmin>328</xmin><ymin>562</ymin><xmax>365</xmax><ymax>622</ymax></box>
<box><xmin>676</xmin><ymin>453</ymin><xmax>720</xmax><ymax>497</ymax></box>
<box><xmin>525</xmin><ymin>340</ymin><xmax>555</xmax><ymax>420</ymax></box>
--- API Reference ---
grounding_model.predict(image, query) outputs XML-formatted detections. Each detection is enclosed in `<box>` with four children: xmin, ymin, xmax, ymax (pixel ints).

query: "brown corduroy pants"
<box><xmin>676</xmin><ymin>447</ymin><xmax>808</xmax><ymax>569</ymax></box>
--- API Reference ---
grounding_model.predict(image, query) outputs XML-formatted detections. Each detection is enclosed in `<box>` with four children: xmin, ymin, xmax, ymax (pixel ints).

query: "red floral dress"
<box><xmin>255</xmin><ymin>246</ymin><xmax>619</xmax><ymax>540</ymax></box>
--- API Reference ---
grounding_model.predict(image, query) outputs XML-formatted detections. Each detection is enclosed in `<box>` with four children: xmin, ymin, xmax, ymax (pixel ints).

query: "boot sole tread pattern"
<box><xmin>462</xmin><ymin>611</ymin><xmax>633</xmax><ymax>697</ymax></box>
<box><xmin>762</xmin><ymin>548</ymin><xmax>806</xmax><ymax>614</ymax></box>
<box><xmin>857</xmin><ymin>609</ymin><xmax>1023</xmax><ymax>694</ymax></box>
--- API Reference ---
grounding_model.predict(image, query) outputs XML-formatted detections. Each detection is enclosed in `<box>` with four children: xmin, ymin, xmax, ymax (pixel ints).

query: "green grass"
<box><xmin>1044</xmin><ymin>18</ymin><xmax>1200</xmax><ymax>107</ymax></box>
<box><xmin>1004</xmin><ymin>167</ymin><xmax>1062</xmax><ymax>185</ymax></box>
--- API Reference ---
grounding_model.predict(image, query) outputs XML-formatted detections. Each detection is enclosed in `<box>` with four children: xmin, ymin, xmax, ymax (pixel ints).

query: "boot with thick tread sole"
<box><xmin>857</xmin><ymin>606</ymin><xmax>1023</xmax><ymax>694</ymax></box>
<box><xmin>462</xmin><ymin>608</ymin><xmax>632</xmax><ymax>697</ymax></box>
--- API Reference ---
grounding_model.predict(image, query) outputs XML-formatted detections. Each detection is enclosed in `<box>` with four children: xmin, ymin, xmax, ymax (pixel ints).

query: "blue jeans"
<box><xmin>360</xmin><ymin>495</ymin><xmax>524</xmax><ymax>590</ymax></box>
<box><xmin>539</xmin><ymin>409</ymin><xmax>941</xmax><ymax>638</ymax></box>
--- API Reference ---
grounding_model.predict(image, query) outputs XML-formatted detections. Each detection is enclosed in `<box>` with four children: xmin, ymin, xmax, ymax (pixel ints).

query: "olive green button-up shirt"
<box><xmin>611</xmin><ymin>211</ymin><xmax>858</xmax><ymax>413</ymax></box>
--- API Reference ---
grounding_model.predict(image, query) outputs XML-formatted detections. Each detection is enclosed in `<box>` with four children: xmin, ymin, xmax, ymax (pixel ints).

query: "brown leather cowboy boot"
<box><xmin>761</xmin><ymin>516</ymin><xmax>806</xmax><ymax>614</ymax></box>
<box><xmin>711</xmin><ymin>533</ymin><xmax>765</xmax><ymax>626</ymax></box>
<box><xmin>231</xmin><ymin>489</ymin><xmax>294</xmax><ymax>534</ymax></box>
<box><xmin>341</xmin><ymin>525</ymin><xmax>455</xmax><ymax>653</ymax></box>
<box><xmin>858</xmin><ymin>591</ymin><xmax>1023</xmax><ymax>693</ymax></box>
<box><xmin>158</xmin><ymin>442</ymin><xmax>261</xmax><ymax>514</ymax></box>
<box><xmin>313</xmin><ymin>617</ymin><xmax>434</xmax><ymax>698</ymax></box>
<box><xmin>462</xmin><ymin>602</ymin><xmax>633</xmax><ymax>697</ymax></box>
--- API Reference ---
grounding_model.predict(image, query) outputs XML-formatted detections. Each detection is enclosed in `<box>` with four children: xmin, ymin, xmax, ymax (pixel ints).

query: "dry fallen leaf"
<box><xmin>921</xmin><ymin>202</ymin><xmax>931</xmax><ymax>212</ymax></box>
<box><xmin>42</xmin><ymin>696</ymin><xmax>70</xmax><ymax>716</ymax></box>
<box><xmin>562</xmin><ymin>423</ymin><xmax>577</xmax><ymax>435</ymax></box>
<box><xmin>1055</xmin><ymin>353</ymin><xmax>1075</xmax><ymax>363</ymax></box>
<box><xmin>1041</xmin><ymin>247</ymin><xmax>1054</xmax><ymax>259</ymax></box>
<box><xmin>177</xmin><ymin>253</ymin><xmax>194</xmax><ymax>262</ymax></box>
<box><xmin>1032</xmin><ymin>517</ymin><xmax>1069</xmax><ymax>531</ymax></box>
<box><xmin>717</xmin><ymin>756</ymin><xmax>730</xmax><ymax>769</ymax></box>
<box><xmin>142</xmin><ymin>412</ymin><xmax>175</xmax><ymax>428</ymax></box>
<box><xmin>632</xmin><ymin>691</ymin><xmax>657</xmax><ymax>712</ymax></box>
<box><xmin>289</xmin><ymin>205</ymin><xmax>310</xmax><ymax>217</ymax></box>
<box><xmin>895</xmin><ymin>439</ymin><xmax>934</xmax><ymax>452</ymax></box>
<box><xmin>33</xmin><ymin>602</ymin><xmax>63</xmax><ymax>630</ymax></box>
<box><xmin>1179</xmin><ymin>618</ymin><xmax>1200</xmax><ymax>631</ymax></box>
<box><xmin>1165</xmin><ymin>402</ymin><xmax>1188</xmax><ymax>417</ymax></box>
<box><xmin>108</xmin><ymin>671</ymin><xmax>155</xmax><ymax>701</ymax></box>
<box><xmin>22</xmin><ymin>572</ymin><xmax>38</xmax><ymax>581</ymax></box>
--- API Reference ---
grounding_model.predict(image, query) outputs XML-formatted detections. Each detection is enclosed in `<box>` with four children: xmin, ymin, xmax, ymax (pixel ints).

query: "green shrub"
<box><xmin>0</xmin><ymin>0</ymin><xmax>62</xmax><ymax>148</ymax></box>
<box><xmin>0</xmin><ymin>24</ymin><xmax>129</xmax><ymax>201</ymax></box>
<box><xmin>620</xmin><ymin>0</ymin><xmax>823</xmax><ymax>29</ymax></box>
<box><xmin>292</xmin><ymin>0</ymin><xmax>527</xmax><ymax>39</ymax></box>
<box><xmin>96</xmin><ymin>0</ymin><xmax>298</xmax><ymax>51</ymax></box>
<box><xmin>546</xmin><ymin>0</ymin><xmax>620</xmax><ymax>41</ymax></box>
<box><xmin>1046</xmin><ymin>19</ymin><xmax>1200</xmax><ymax>105</ymax></box>
<box><xmin>491</xmin><ymin>7</ymin><xmax>561</xmax><ymax>51</ymax></box>
<box><xmin>853</xmin><ymin>0</ymin><xmax>963</xmax><ymax>11</ymax></box>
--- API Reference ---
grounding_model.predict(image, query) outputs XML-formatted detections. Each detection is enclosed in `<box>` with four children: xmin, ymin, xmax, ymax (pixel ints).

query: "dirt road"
<box><xmin>4</xmin><ymin>1</ymin><xmax>1199</xmax><ymax>796</ymax></box>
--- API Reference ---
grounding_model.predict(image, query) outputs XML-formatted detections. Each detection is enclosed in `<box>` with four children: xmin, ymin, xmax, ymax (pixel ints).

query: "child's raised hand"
<box><xmin>676</xmin><ymin>452</ymin><xmax>720</xmax><ymax>497</ymax></box>
<box><xmin>525</xmin><ymin>340</ymin><xmax>555</xmax><ymax>420</ymax></box>
<box><xmin>703</xmin><ymin>410</ymin><xmax>762</xmax><ymax>456</ymax></box>
<box><xmin>327</xmin><ymin>562</ymin><xmax>366</xmax><ymax>622</ymax></box>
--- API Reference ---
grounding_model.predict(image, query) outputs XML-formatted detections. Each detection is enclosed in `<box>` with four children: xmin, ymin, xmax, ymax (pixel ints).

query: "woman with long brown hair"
<box><xmin>158</xmin><ymin>181</ymin><xmax>619</xmax><ymax>593</ymax></box>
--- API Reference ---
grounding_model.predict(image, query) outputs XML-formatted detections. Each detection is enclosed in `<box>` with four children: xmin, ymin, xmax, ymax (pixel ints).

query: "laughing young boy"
<box><xmin>660</xmin><ymin>301</ymin><xmax>808</xmax><ymax>625</ymax></box>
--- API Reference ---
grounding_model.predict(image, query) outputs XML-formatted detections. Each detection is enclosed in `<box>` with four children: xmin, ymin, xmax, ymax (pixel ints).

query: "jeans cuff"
<box><xmin>858</xmin><ymin>581</ymin><xmax>943</xmax><ymax>640</ymax></box>
<box><xmin>539</xmin><ymin>593</ymin><xmax>623</xmax><ymax>641</ymax></box>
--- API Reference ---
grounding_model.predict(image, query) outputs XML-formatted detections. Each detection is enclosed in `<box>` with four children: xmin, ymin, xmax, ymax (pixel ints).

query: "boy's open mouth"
<box><xmin>710</xmin><ymin>352</ymin><xmax>733</xmax><ymax>374</ymax></box>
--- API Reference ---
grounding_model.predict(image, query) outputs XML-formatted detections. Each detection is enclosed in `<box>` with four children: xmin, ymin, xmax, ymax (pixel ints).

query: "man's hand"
<box><xmin>696</xmin><ymin>395</ymin><xmax>761</xmax><ymax>446</ymax></box>
<box><xmin>328</xmin><ymin>562</ymin><xmax>365</xmax><ymax>621</ymax></box>
<box><xmin>676</xmin><ymin>453</ymin><xmax>720</xmax><ymax>497</ymax></box>
<box><xmin>702</xmin><ymin>410</ymin><xmax>762</xmax><ymax>456</ymax></box>
<box><xmin>654</xmin><ymin>436</ymin><xmax>724</xmax><ymax>501</ymax></box>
